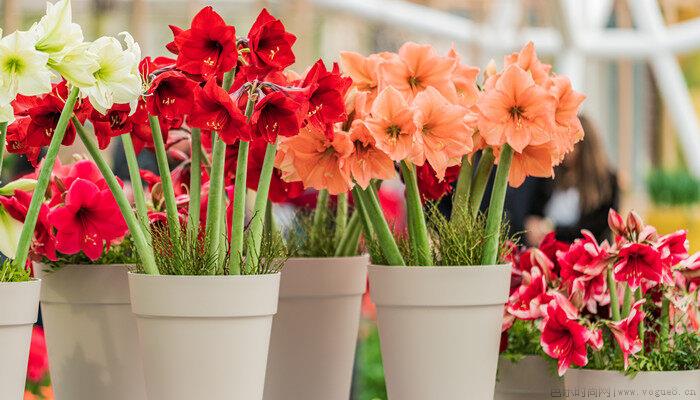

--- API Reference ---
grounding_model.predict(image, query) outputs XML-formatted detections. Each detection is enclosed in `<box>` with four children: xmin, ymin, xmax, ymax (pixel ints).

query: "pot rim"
<box><xmin>127</xmin><ymin>271</ymin><xmax>280</xmax><ymax>280</ymax></box>
<box><xmin>0</xmin><ymin>277</ymin><xmax>41</xmax><ymax>287</ymax></box>
<box><xmin>284</xmin><ymin>254</ymin><xmax>369</xmax><ymax>262</ymax></box>
<box><xmin>0</xmin><ymin>278</ymin><xmax>40</xmax><ymax>325</ymax></box>
<box><xmin>369</xmin><ymin>263</ymin><xmax>511</xmax><ymax>271</ymax></box>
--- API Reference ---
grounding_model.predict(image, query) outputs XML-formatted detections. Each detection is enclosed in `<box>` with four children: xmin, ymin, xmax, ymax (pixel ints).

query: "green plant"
<box><xmin>42</xmin><ymin>236</ymin><xmax>138</xmax><ymax>270</ymax></box>
<box><xmin>0</xmin><ymin>259</ymin><xmax>31</xmax><ymax>282</ymax></box>
<box><xmin>502</xmin><ymin>319</ymin><xmax>544</xmax><ymax>361</ymax></box>
<box><xmin>356</xmin><ymin>323</ymin><xmax>387</xmax><ymax>400</ymax></box>
<box><xmin>647</xmin><ymin>169</ymin><xmax>700</xmax><ymax>206</ymax></box>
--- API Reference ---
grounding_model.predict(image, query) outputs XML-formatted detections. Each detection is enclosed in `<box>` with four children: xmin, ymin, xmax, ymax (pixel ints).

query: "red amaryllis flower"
<box><xmin>539</xmin><ymin>232</ymin><xmax>569</xmax><ymax>275</ymax></box>
<box><xmin>251</xmin><ymin>91</ymin><xmax>304</xmax><ymax>142</ymax></box>
<box><xmin>12</xmin><ymin>91</ymin><xmax>77</xmax><ymax>149</ymax></box>
<box><xmin>301</xmin><ymin>60</ymin><xmax>352</xmax><ymax>136</ymax></box>
<box><xmin>656</xmin><ymin>230</ymin><xmax>689</xmax><ymax>267</ymax></box>
<box><xmin>416</xmin><ymin>163</ymin><xmax>458</xmax><ymax>202</ymax></box>
<box><xmin>89</xmin><ymin>103</ymin><xmax>135</xmax><ymax>149</ymax></box>
<box><xmin>139</xmin><ymin>56</ymin><xmax>176</xmax><ymax>81</ymax></box>
<box><xmin>146</xmin><ymin>71</ymin><xmax>199</xmax><ymax>119</ymax></box>
<box><xmin>189</xmin><ymin>79</ymin><xmax>251</xmax><ymax>144</ymax></box>
<box><xmin>558</xmin><ymin>230</ymin><xmax>609</xmax><ymax>311</ymax></box>
<box><xmin>48</xmin><ymin>179</ymin><xmax>128</xmax><ymax>260</ymax></box>
<box><xmin>5</xmin><ymin>117</ymin><xmax>41</xmax><ymax>165</ymax></box>
<box><xmin>27</xmin><ymin>326</ymin><xmax>49</xmax><ymax>382</ymax></box>
<box><xmin>507</xmin><ymin>267</ymin><xmax>553</xmax><ymax>320</ymax></box>
<box><xmin>0</xmin><ymin>190</ymin><xmax>57</xmax><ymax>261</ymax></box>
<box><xmin>172</xmin><ymin>6</ymin><xmax>237</xmax><ymax>79</ymax></box>
<box><xmin>614</xmin><ymin>243</ymin><xmax>664</xmax><ymax>290</ymax></box>
<box><xmin>607</xmin><ymin>300</ymin><xmax>645</xmax><ymax>369</ymax></box>
<box><xmin>246</xmin><ymin>9</ymin><xmax>297</xmax><ymax>76</ymax></box>
<box><xmin>540</xmin><ymin>296</ymin><xmax>591</xmax><ymax>376</ymax></box>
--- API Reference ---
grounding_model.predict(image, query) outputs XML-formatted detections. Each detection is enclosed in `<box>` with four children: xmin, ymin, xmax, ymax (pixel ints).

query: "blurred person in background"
<box><xmin>524</xmin><ymin>115</ymin><xmax>619</xmax><ymax>245</ymax></box>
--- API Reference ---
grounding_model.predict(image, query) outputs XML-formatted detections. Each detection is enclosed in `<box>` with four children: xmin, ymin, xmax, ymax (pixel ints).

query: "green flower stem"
<box><xmin>149</xmin><ymin>115</ymin><xmax>180</xmax><ymax>244</ymax></box>
<box><xmin>622</xmin><ymin>284</ymin><xmax>633</xmax><ymax>317</ymax></box>
<box><xmin>468</xmin><ymin>148</ymin><xmax>495</xmax><ymax>217</ymax></box>
<box><xmin>636</xmin><ymin>287</ymin><xmax>645</xmax><ymax>344</ymax></box>
<box><xmin>400</xmin><ymin>161</ymin><xmax>432</xmax><ymax>266</ymax></box>
<box><xmin>74</xmin><ymin>118</ymin><xmax>159</xmax><ymax>275</ymax></box>
<box><xmin>352</xmin><ymin>186</ymin><xmax>373</xmax><ymax>240</ymax></box>
<box><xmin>205</xmin><ymin>132</ymin><xmax>226</xmax><ymax>266</ymax></box>
<box><xmin>245</xmin><ymin>142</ymin><xmax>277</xmax><ymax>272</ymax></box>
<box><xmin>607</xmin><ymin>269</ymin><xmax>621</xmax><ymax>321</ymax></box>
<box><xmin>310</xmin><ymin>189</ymin><xmax>329</xmax><ymax>245</ymax></box>
<box><xmin>13</xmin><ymin>87</ymin><xmax>80</xmax><ymax>269</ymax></box>
<box><xmin>120</xmin><ymin>134</ymin><xmax>150</xmax><ymax>241</ymax></box>
<box><xmin>357</xmin><ymin>185</ymin><xmax>405</xmax><ymax>266</ymax></box>
<box><xmin>660</xmin><ymin>297</ymin><xmax>670</xmax><ymax>351</ymax></box>
<box><xmin>0</xmin><ymin>122</ymin><xmax>7</xmax><ymax>178</ymax></box>
<box><xmin>264</xmin><ymin>201</ymin><xmax>277</xmax><ymax>236</ymax></box>
<box><xmin>335</xmin><ymin>211</ymin><xmax>362</xmax><ymax>257</ymax></box>
<box><xmin>187</xmin><ymin>127</ymin><xmax>202</xmax><ymax>236</ymax></box>
<box><xmin>452</xmin><ymin>154</ymin><xmax>473</xmax><ymax>220</ymax></box>
<box><xmin>334</xmin><ymin>192</ymin><xmax>348</xmax><ymax>247</ymax></box>
<box><xmin>481</xmin><ymin>145</ymin><xmax>512</xmax><ymax>266</ymax></box>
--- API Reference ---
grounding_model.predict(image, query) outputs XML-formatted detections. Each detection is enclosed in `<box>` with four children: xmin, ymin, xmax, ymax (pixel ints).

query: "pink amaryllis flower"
<box><xmin>656</xmin><ymin>230</ymin><xmax>689</xmax><ymax>267</ymax></box>
<box><xmin>48</xmin><ymin>179</ymin><xmax>128</xmax><ymax>261</ymax></box>
<box><xmin>614</xmin><ymin>243</ymin><xmax>664</xmax><ymax>290</ymax></box>
<box><xmin>507</xmin><ymin>267</ymin><xmax>554</xmax><ymax>320</ymax></box>
<box><xmin>540</xmin><ymin>295</ymin><xmax>592</xmax><ymax>376</ymax></box>
<box><xmin>607</xmin><ymin>300</ymin><xmax>645</xmax><ymax>368</ymax></box>
<box><xmin>557</xmin><ymin>230</ymin><xmax>609</xmax><ymax>311</ymax></box>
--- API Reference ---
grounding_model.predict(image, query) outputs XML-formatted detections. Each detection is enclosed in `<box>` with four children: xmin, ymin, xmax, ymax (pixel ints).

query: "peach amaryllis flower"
<box><xmin>477</xmin><ymin>64</ymin><xmax>556</xmax><ymax>153</ymax></box>
<box><xmin>412</xmin><ymin>86</ymin><xmax>473</xmax><ymax>180</ymax></box>
<box><xmin>277</xmin><ymin>125</ymin><xmax>354</xmax><ymax>195</ymax></box>
<box><xmin>504</xmin><ymin>41</ymin><xmax>552</xmax><ymax>86</ymax></box>
<box><xmin>447</xmin><ymin>47</ymin><xmax>480</xmax><ymax>108</ymax></box>
<box><xmin>364</xmin><ymin>86</ymin><xmax>418</xmax><ymax>161</ymax></box>
<box><xmin>550</xmin><ymin>76</ymin><xmax>586</xmax><ymax>160</ymax></box>
<box><xmin>378</xmin><ymin>42</ymin><xmax>456</xmax><ymax>101</ymax></box>
<box><xmin>340</xmin><ymin>51</ymin><xmax>397</xmax><ymax>97</ymax></box>
<box><xmin>496</xmin><ymin>142</ymin><xmax>555</xmax><ymax>187</ymax></box>
<box><xmin>347</xmin><ymin>120</ymin><xmax>396</xmax><ymax>189</ymax></box>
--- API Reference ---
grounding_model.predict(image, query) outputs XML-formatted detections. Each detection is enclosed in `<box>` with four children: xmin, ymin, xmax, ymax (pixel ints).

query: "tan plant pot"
<box><xmin>564</xmin><ymin>369</ymin><xmax>700</xmax><ymax>399</ymax></box>
<box><xmin>0</xmin><ymin>279</ymin><xmax>40</xmax><ymax>400</ymax></box>
<box><xmin>264</xmin><ymin>255</ymin><xmax>368</xmax><ymax>400</ymax></box>
<box><xmin>129</xmin><ymin>272</ymin><xmax>280</xmax><ymax>400</ymax></box>
<box><xmin>368</xmin><ymin>264</ymin><xmax>511</xmax><ymax>400</ymax></box>
<box><xmin>494</xmin><ymin>355</ymin><xmax>562</xmax><ymax>399</ymax></box>
<box><xmin>35</xmin><ymin>264</ymin><xmax>146</xmax><ymax>400</ymax></box>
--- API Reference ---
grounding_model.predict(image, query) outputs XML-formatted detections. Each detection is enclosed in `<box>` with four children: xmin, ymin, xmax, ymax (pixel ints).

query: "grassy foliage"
<box><xmin>369</xmin><ymin>204</ymin><xmax>515</xmax><ymax>266</ymax></box>
<box><xmin>286</xmin><ymin>206</ymin><xmax>361</xmax><ymax>258</ymax></box>
<box><xmin>0</xmin><ymin>259</ymin><xmax>31</xmax><ymax>282</ymax></box>
<box><xmin>647</xmin><ymin>169</ymin><xmax>700</xmax><ymax>206</ymax></box>
<box><xmin>502</xmin><ymin>320</ymin><xmax>545</xmax><ymax>361</ymax></box>
<box><xmin>356</xmin><ymin>323</ymin><xmax>387</xmax><ymax>400</ymax></box>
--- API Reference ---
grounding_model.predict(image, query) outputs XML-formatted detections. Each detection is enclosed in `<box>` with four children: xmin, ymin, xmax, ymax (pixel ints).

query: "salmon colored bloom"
<box><xmin>499</xmin><ymin>142</ymin><xmax>555</xmax><ymax>187</ymax></box>
<box><xmin>364</xmin><ymin>86</ymin><xmax>418</xmax><ymax>161</ymax></box>
<box><xmin>379</xmin><ymin>42</ymin><xmax>456</xmax><ymax>100</ymax></box>
<box><xmin>412</xmin><ymin>86</ymin><xmax>472</xmax><ymax>180</ymax></box>
<box><xmin>447</xmin><ymin>47</ymin><xmax>480</xmax><ymax>107</ymax></box>
<box><xmin>550</xmin><ymin>76</ymin><xmax>586</xmax><ymax>160</ymax></box>
<box><xmin>346</xmin><ymin>120</ymin><xmax>395</xmax><ymax>189</ymax></box>
<box><xmin>504</xmin><ymin>41</ymin><xmax>552</xmax><ymax>86</ymax></box>
<box><xmin>340</xmin><ymin>51</ymin><xmax>392</xmax><ymax>95</ymax></box>
<box><xmin>477</xmin><ymin>64</ymin><xmax>555</xmax><ymax>153</ymax></box>
<box><xmin>278</xmin><ymin>125</ymin><xmax>354</xmax><ymax>195</ymax></box>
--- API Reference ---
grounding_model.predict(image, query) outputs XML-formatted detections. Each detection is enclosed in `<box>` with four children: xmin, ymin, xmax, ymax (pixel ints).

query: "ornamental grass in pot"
<box><xmin>501</xmin><ymin>210</ymin><xmax>700</xmax><ymax>399</ymax></box>
<box><xmin>271</xmin><ymin>40</ymin><xmax>586</xmax><ymax>399</ymax></box>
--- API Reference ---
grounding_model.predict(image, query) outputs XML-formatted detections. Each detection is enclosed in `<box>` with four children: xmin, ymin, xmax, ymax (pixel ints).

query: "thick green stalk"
<box><xmin>149</xmin><ymin>115</ymin><xmax>180</xmax><ymax>243</ymax></box>
<box><xmin>636</xmin><ymin>288</ymin><xmax>645</xmax><ymax>344</ymax></box>
<box><xmin>187</xmin><ymin>127</ymin><xmax>202</xmax><ymax>236</ymax></box>
<box><xmin>468</xmin><ymin>148</ymin><xmax>495</xmax><ymax>217</ymax></box>
<box><xmin>205</xmin><ymin>133</ymin><xmax>226</xmax><ymax>265</ymax></box>
<box><xmin>75</xmin><ymin>118</ymin><xmax>159</xmax><ymax>275</ymax></box>
<box><xmin>120</xmin><ymin>134</ymin><xmax>150</xmax><ymax>241</ymax></box>
<box><xmin>352</xmin><ymin>186</ymin><xmax>373</xmax><ymax>240</ymax></box>
<box><xmin>607</xmin><ymin>269</ymin><xmax>621</xmax><ymax>321</ymax></box>
<box><xmin>334</xmin><ymin>192</ymin><xmax>348</xmax><ymax>246</ymax></box>
<box><xmin>335</xmin><ymin>211</ymin><xmax>362</xmax><ymax>257</ymax></box>
<box><xmin>400</xmin><ymin>161</ymin><xmax>432</xmax><ymax>265</ymax></box>
<box><xmin>264</xmin><ymin>201</ymin><xmax>276</xmax><ymax>236</ymax></box>
<box><xmin>310</xmin><ymin>189</ymin><xmax>329</xmax><ymax>244</ymax></box>
<box><xmin>452</xmin><ymin>154</ymin><xmax>473</xmax><ymax>220</ymax></box>
<box><xmin>357</xmin><ymin>185</ymin><xmax>405</xmax><ymax>266</ymax></box>
<box><xmin>622</xmin><ymin>284</ymin><xmax>633</xmax><ymax>317</ymax></box>
<box><xmin>13</xmin><ymin>87</ymin><xmax>80</xmax><ymax>269</ymax></box>
<box><xmin>660</xmin><ymin>297</ymin><xmax>670</xmax><ymax>351</ymax></box>
<box><xmin>0</xmin><ymin>122</ymin><xmax>7</xmax><ymax>178</ymax></box>
<box><xmin>245</xmin><ymin>142</ymin><xmax>277</xmax><ymax>271</ymax></box>
<box><xmin>481</xmin><ymin>145</ymin><xmax>513</xmax><ymax>266</ymax></box>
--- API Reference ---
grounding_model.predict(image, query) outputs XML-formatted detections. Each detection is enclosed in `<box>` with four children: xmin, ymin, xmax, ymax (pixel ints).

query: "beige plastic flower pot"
<box><xmin>35</xmin><ymin>264</ymin><xmax>146</xmax><ymax>400</ymax></box>
<box><xmin>494</xmin><ymin>355</ymin><xmax>562</xmax><ymax>399</ymax></box>
<box><xmin>129</xmin><ymin>272</ymin><xmax>280</xmax><ymax>400</ymax></box>
<box><xmin>564</xmin><ymin>369</ymin><xmax>700</xmax><ymax>399</ymax></box>
<box><xmin>264</xmin><ymin>255</ymin><xmax>368</xmax><ymax>400</ymax></box>
<box><xmin>368</xmin><ymin>264</ymin><xmax>511</xmax><ymax>400</ymax></box>
<box><xmin>0</xmin><ymin>279</ymin><xmax>40</xmax><ymax>400</ymax></box>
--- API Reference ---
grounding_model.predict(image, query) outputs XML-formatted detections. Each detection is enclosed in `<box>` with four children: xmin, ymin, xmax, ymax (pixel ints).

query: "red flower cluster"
<box><xmin>0</xmin><ymin>160</ymin><xmax>128</xmax><ymax>261</ymax></box>
<box><xmin>502</xmin><ymin>209</ymin><xmax>700</xmax><ymax>375</ymax></box>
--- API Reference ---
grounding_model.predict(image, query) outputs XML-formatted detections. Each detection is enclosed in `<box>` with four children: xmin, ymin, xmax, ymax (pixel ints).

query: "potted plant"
<box><xmin>273</xmin><ymin>42</ymin><xmax>586</xmax><ymax>398</ymax></box>
<box><xmin>0</xmin><ymin>157</ymin><xmax>147</xmax><ymax>400</ymax></box>
<box><xmin>501</xmin><ymin>210</ymin><xmax>700</xmax><ymax>398</ymax></box>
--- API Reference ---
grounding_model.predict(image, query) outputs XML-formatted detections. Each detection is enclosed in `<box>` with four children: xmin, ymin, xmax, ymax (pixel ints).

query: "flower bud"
<box><xmin>608</xmin><ymin>209</ymin><xmax>626</xmax><ymax>236</ymax></box>
<box><xmin>626</xmin><ymin>210</ymin><xmax>644</xmax><ymax>236</ymax></box>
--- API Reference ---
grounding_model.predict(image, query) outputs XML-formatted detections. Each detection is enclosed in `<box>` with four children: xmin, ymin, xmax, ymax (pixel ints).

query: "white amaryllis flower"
<box><xmin>81</xmin><ymin>32</ymin><xmax>142</xmax><ymax>115</ymax></box>
<box><xmin>33</xmin><ymin>0</ymin><xmax>83</xmax><ymax>57</ymax></box>
<box><xmin>0</xmin><ymin>29</ymin><xmax>52</xmax><ymax>103</ymax></box>
<box><xmin>51</xmin><ymin>42</ymin><xmax>99</xmax><ymax>88</ymax></box>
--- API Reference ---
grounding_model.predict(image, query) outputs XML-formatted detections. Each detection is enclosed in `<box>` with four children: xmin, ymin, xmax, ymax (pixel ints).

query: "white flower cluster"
<box><xmin>0</xmin><ymin>0</ymin><xmax>143</xmax><ymax>122</ymax></box>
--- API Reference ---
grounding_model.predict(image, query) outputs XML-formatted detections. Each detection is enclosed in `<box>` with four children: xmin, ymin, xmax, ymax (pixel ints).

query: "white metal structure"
<box><xmin>313</xmin><ymin>0</ymin><xmax>700</xmax><ymax>176</ymax></box>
